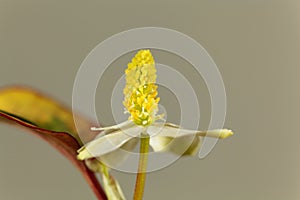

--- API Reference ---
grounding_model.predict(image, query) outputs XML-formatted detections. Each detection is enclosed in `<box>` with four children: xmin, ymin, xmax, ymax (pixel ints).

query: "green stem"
<box><xmin>133</xmin><ymin>133</ymin><xmax>150</xmax><ymax>200</ymax></box>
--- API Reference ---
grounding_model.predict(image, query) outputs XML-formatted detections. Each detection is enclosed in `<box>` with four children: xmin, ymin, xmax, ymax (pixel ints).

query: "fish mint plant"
<box><xmin>77</xmin><ymin>50</ymin><xmax>233</xmax><ymax>200</ymax></box>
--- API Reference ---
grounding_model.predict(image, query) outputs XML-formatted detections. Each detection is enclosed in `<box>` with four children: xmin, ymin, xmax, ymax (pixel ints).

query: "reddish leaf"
<box><xmin>0</xmin><ymin>86</ymin><xmax>98</xmax><ymax>143</ymax></box>
<box><xmin>0</xmin><ymin>86</ymin><xmax>107</xmax><ymax>200</ymax></box>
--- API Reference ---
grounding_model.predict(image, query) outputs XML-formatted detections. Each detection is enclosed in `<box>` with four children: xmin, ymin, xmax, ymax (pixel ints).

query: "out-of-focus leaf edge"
<box><xmin>0</xmin><ymin>111</ymin><xmax>107</xmax><ymax>200</ymax></box>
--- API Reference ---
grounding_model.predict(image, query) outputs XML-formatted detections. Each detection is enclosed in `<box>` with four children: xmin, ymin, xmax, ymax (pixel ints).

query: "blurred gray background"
<box><xmin>1</xmin><ymin>0</ymin><xmax>300</xmax><ymax>199</ymax></box>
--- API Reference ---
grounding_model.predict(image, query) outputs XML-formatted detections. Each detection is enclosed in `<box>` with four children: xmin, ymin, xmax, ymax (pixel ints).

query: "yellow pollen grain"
<box><xmin>123</xmin><ymin>50</ymin><xmax>159</xmax><ymax>126</ymax></box>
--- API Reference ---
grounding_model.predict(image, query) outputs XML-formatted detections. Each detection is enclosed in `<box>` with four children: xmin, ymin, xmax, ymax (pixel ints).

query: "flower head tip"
<box><xmin>123</xmin><ymin>50</ymin><xmax>160</xmax><ymax>126</ymax></box>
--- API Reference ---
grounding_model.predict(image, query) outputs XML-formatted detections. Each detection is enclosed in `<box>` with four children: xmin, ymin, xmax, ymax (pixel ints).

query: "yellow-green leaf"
<box><xmin>0</xmin><ymin>86</ymin><xmax>97</xmax><ymax>143</ymax></box>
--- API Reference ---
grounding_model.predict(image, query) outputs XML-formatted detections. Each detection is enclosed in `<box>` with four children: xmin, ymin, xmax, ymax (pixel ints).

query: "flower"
<box><xmin>123</xmin><ymin>49</ymin><xmax>159</xmax><ymax>126</ymax></box>
<box><xmin>77</xmin><ymin>50</ymin><xmax>233</xmax><ymax>165</ymax></box>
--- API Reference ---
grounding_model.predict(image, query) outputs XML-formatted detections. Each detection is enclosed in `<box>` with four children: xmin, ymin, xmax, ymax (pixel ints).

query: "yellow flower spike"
<box><xmin>123</xmin><ymin>50</ymin><xmax>159</xmax><ymax>126</ymax></box>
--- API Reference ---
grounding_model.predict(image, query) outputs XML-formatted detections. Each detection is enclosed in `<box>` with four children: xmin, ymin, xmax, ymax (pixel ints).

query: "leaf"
<box><xmin>0</xmin><ymin>86</ymin><xmax>107</xmax><ymax>200</ymax></box>
<box><xmin>0</xmin><ymin>86</ymin><xmax>97</xmax><ymax>143</ymax></box>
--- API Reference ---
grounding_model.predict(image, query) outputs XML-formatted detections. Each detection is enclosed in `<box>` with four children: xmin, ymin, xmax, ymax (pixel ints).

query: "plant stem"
<box><xmin>133</xmin><ymin>133</ymin><xmax>150</xmax><ymax>200</ymax></box>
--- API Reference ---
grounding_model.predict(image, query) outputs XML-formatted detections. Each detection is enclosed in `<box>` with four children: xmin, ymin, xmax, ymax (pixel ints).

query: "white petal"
<box><xmin>91</xmin><ymin>120</ymin><xmax>134</xmax><ymax>132</ymax></box>
<box><xmin>204</xmin><ymin>129</ymin><xmax>234</xmax><ymax>139</ymax></box>
<box><xmin>99</xmin><ymin>137</ymin><xmax>139</xmax><ymax>167</ymax></box>
<box><xmin>150</xmin><ymin>135</ymin><xmax>201</xmax><ymax>156</ymax></box>
<box><xmin>147</xmin><ymin>123</ymin><xmax>198</xmax><ymax>138</ymax></box>
<box><xmin>148</xmin><ymin>124</ymin><xmax>201</xmax><ymax>156</ymax></box>
<box><xmin>77</xmin><ymin>124</ymin><xmax>143</xmax><ymax>160</ymax></box>
<box><xmin>148</xmin><ymin>123</ymin><xmax>233</xmax><ymax>138</ymax></box>
<box><xmin>147</xmin><ymin>123</ymin><xmax>233</xmax><ymax>156</ymax></box>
